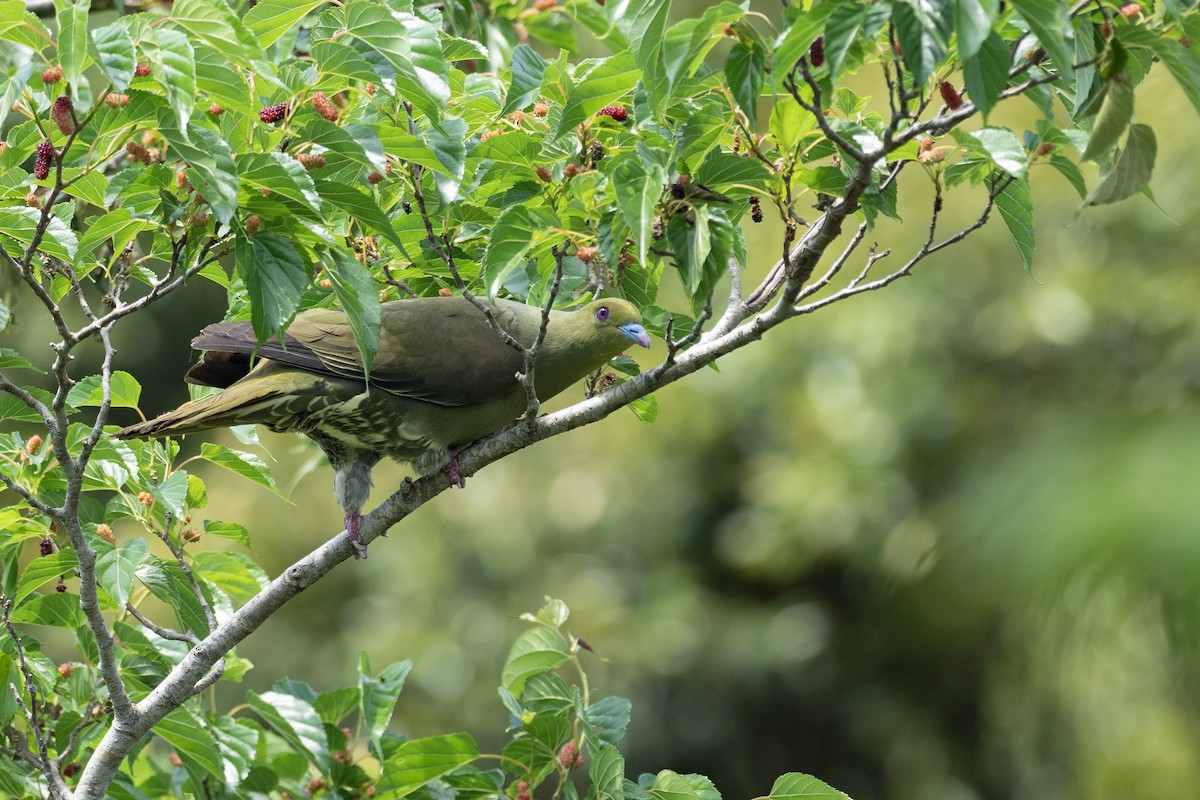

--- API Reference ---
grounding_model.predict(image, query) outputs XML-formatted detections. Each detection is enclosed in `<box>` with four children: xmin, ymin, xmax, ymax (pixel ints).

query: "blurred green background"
<box><xmin>8</xmin><ymin>10</ymin><xmax>1200</xmax><ymax>800</ymax></box>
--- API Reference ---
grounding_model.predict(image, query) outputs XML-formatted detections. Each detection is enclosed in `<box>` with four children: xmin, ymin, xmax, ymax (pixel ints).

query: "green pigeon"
<box><xmin>116</xmin><ymin>296</ymin><xmax>650</xmax><ymax>554</ymax></box>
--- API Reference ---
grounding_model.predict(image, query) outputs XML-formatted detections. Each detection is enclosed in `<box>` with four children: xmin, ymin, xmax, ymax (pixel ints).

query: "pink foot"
<box><xmin>346</xmin><ymin>513</ymin><xmax>368</xmax><ymax>559</ymax></box>
<box><xmin>443</xmin><ymin>448</ymin><xmax>465</xmax><ymax>488</ymax></box>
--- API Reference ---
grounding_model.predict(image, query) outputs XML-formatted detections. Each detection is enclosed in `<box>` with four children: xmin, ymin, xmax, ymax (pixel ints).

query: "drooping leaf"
<box><xmin>322</xmin><ymin>247</ymin><xmax>382</xmax><ymax>378</ymax></box>
<box><xmin>502</xmin><ymin>44</ymin><xmax>548</xmax><ymax>115</ymax></box>
<box><xmin>144</xmin><ymin>27</ymin><xmax>197</xmax><ymax>129</ymax></box>
<box><xmin>235</xmin><ymin>230</ymin><xmax>310</xmax><ymax>343</ymax></box>
<box><xmin>56</xmin><ymin>0</ymin><xmax>88</xmax><ymax>97</ymax></box>
<box><xmin>95</xmin><ymin>537</ymin><xmax>148</xmax><ymax>610</ymax></box>
<box><xmin>247</xmin><ymin>690</ymin><xmax>331</xmax><ymax>774</ymax></box>
<box><xmin>955</xmin><ymin>0</ymin><xmax>998</xmax><ymax>61</ymax></box>
<box><xmin>1081</xmin><ymin>77</ymin><xmax>1134</xmax><ymax>161</ymax></box>
<box><xmin>892</xmin><ymin>0</ymin><xmax>952</xmax><ymax>85</ymax></box>
<box><xmin>199</xmin><ymin>443</ymin><xmax>281</xmax><ymax>494</ymax></box>
<box><xmin>725</xmin><ymin>40</ymin><xmax>765</xmax><ymax>129</ymax></box>
<box><xmin>91</xmin><ymin>21</ymin><xmax>135</xmax><ymax>92</ymax></box>
<box><xmin>1087</xmin><ymin>122</ymin><xmax>1156</xmax><ymax>205</ymax></box>
<box><xmin>157</xmin><ymin>114</ymin><xmax>239</xmax><ymax>224</ymax></box>
<box><xmin>963</xmin><ymin>30</ymin><xmax>1010</xmax><ymax>120</ymax></box>
<box><xmin>359</xmin><ymin>654</ymin><xmax>412</xmax><ymax>753</ymax></box>
<box><xmin>995</xmin><ymin>175</ymin><xmax>1035</xmax><ymax>273</ymax></box>
<box><xmin>1008</xmin><ymin>0</ymin><xmax>1074</xmax><ymax>81</ymax></box>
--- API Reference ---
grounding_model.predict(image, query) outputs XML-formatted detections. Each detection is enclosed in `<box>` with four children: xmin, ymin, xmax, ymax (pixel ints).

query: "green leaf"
<box><xmin>157</xmin><ymin>115</ymin><xmax>239</xmax><ymax>225</ymax></box>
<box><xmin>322</xmin><ymin>247</ymin><xmax>382</xmax><ymax>378</ymax></box>
<box><xmin>952</xmin><ymin>127</ymin><xmax>1027</xmax><ymax>179</ymax></box>
<box><xmin>151</xmin><ymin>470</ymin><xmax>189</xmax><ymax>517</ymax></box>
<box><xmin>502</xmin><ymin>44</ymin><xmax>548</xmax><ymax>115</ymax></box>
<box><xmin>0</xmin><ymin>61</ymin><xmax>32</xmax><ymax>133</ymax></box>
<box><xmin>1087</xmin><ymin>122</ymin><xmax>1156</xmax><ymax>206</ymax></box>
<box><xmin>200</xmin><ymin>443</ymin><xmax>281</xmax><ymax>494</ymax></box>
<box><xmin>315</xmin><ymin>179</ymin><xmax>405</xmax><ymax>252</ymax></box>
<box><xmin>955</xmin><ymin>0</ymin><xmax>998</xmax><ymax>61</ymax></box>
<box><xmin>892</xmin><ymin>0</ymin><xmax>951</xmax><ymax>85</ymax></box>
<box><xmin>15</xmin><ymin>550</ymin><xmax>78</xmax><ymax>605</ymax></box>
<box><xmin>483</xmin><ymin>204</ymin><xmax>537</xmax><ymax>298</ymax></box>
<box><xmin>963</xmin><ymin>31</ymin><xmax>1010</xmax><ymax>120</ymax></box>
<box><xmin>772</xmin><ymin>4</ymin><xmax>834</xmax><ymax>88</ymax></box>
<box><xmin>376</xmin><ymin>733</ymin><xmax>480</xmax><ymax>800</ymax></box>
<box><xmin>56</xmin><ymin>0</ymin><xmax>88</xmax><ymax>98</ymax></box>
<box><xmin>580</xmin><ymin>695</ymin><xmax>631</xmax><ymax>752</ymax></box>
<box><xmin>235</xmin><ymin>230</ymin><xmax>309</xmax><ymax>343</ymax></box>
<box><xmin>1153</xmin><ymin>36</ymin><xmax>1200</xmax><ymax>119</ymax></box>
<box><xmin>1081</xmin><ymin>78</ymin><xmax>1134</xmax><ymax>161</ymax></box>
<box><xmin>75</xmin><ymin>209</ymin><xmax>157</xmax><ymax>267</ymax></box>
<box><xmin>824</xmin><ymin>2</ymin><xmax>870</xmax><ymax>79</ymax></box>
<box><xmin>202</xmin><ymin>520</ymin><xmax>251</xmax><ymax>547</ymax></box>
<box><xmin>145</xmin><ymin>27</ymin><xmax>197</xmax><ymax>128</ymax></box>
<box><xmin>0</xmin><ymin>347</ymin><xmax>40</xmax><ymax>372</ymax></box>
<box><xmin>555</xmin><ymin>53</ymin><xmax>641</xmax><ymax>138</ymax></box>
<box><xmin>65</xmin><ymin>370</ymin><xmax>142</xmax><ymax>409</ymax></box>
<box><xmin>725</xmin><ymin>41</ymin><xmax>765</xmax><ymax>129</ymax></box>
<box><xmin>359</xmin><ymin>654</ymin><xmax>412</xmax><ymax>753</ymax></box>
<box><xmin>312</xmin><ymin>40</ymin><xmax>380</xmax><ymax>85</ymax></box>
<box><xmin>314</xmin><ymin>686</ymin><xmax>361</xmax><ymax>726</ymax></box>
<box><xmin>170</xmin><ymin>0</ymin><xmax>274</xmax><ymax>82</ymax></box>
<box><xmin>245</xmin><ymin>0</ymin><xmax>326</xmax><ymax>48</ymax></box>
<box><xmin>91</xmin><ymin>21</ymin><xmax>135</xmax><ymax>92</ymax></box>
<box><xmin>0</xmin><ymin>207</ymin><xmax>78</xmax><ymax>262</ymax></box>
<box><xmin>611</xmin><ymin>154</ymin><xmax>666</xmax><ymax>269</ymax></box>
<box><xmin>95</xmin><ymin>538</ymin><xmax>147</xmax><ymax>610</ymax></box>
<box><xmin>1008</xmin><ymin>0</ymin><xmax>1074</xmax><ymax>81</ymax></box>
<box><xmin>1048</xmin><ymin>152</ymin><xmax>1087</xmax><ymax>199</ymax></box>
<box><xmin>156</xmin><ymin>708</ymin><xmax>225</xmax><ymax>779</ymax></box>
<box><xmin>10</xmin><ymin>593</ymin><xmax>83</xmax><ymax>628</ymax></box>
<box><xmin>767</xmin><ymin>773</ymin><xmax>851</xmax><ymax>800</ymax></box>
<box><xmin>693</xmin><ymin>150</ymin><xmax>771</xmax><ymax>198</ymax></box>
<box><xmin>248</xmin><ymin>690</ymin><xmax>331</xmax><ymax>774</ymax></box>
<box><xmin>193</xmin><ymin>551</ymin><xmax>269</xmax><ymax>603</ymax></box>
<box><xmin>343</xmin><ymin>0</ymin><xmax>449</xmax><ymax>118</ymax></box>
<box><xmin>424</xmin><ymin>115</ymin><xmax>468</xmax><ymax>203</ymax></box>
<box><xmin>501</xmin><ymin>626</ymin><xmax>571</xmax><ymax>695</ymax></box>
<box><xmin>590</xmin><ymin>746</ymin><xmax>625</xmax><ymax>800</ymax></box>
<box><xmin>237</xmin><ymin>153</ymin><xmax>323</xmax><ymax>218</ymax></box>
<box><xmin>627</xmin><ymin>0</ymin><xmax>669</xmax><ymax>116</ymax></box>
<box><xmin>995</xmin><ymin>176</ymin><xmax>1034</xmax><ymax>273</ymax></box>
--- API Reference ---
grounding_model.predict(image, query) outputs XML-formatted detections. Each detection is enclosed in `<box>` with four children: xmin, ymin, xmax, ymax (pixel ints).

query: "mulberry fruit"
<box><xmin>311</xmin><ymin>92</ymin><xmax>338</xmax><ymax>122</ymax></box>
<box><xmin>52</xmin><ymin>95</ymin><xmax>74</xmax><ymax>136</ymax></box>
<box><xmin>595</xmin><ymin>105</ymin><xmax>628</xmax><ymax>122</ymax></box>
<box><xmin>810</xmin><ymin>37</ymin><xmax>825</xmax><ymax>68</ymax></box>
<box><xmin>34</xmin><ymin>140</ymin><xmax>54</xmax><ymax>180</ymax></box>
<box><xmin>532</xmin><ymin>100</ymin><xmax>550</xmax><ymax>117</ymax></box>
<box><xmin>939</xmin><ymin>81</ymin><xmax>964</xmax><ymax>110</ymax></box>
<box><xmin>134</xmin><ymin>63</ymin><xmax>151</xmax><ymax>77</ymax></box>
<box><xmin>41</xmin><ymin>65</ymin><xmax>62</xmax><ymax>84</ymax></box>
<box><xmin>297</xmin><ymin>152</ymin><xmax>326</xmax><ymax>170</ymax></box>
<box><xmin>259</xmin><ymin>102</ymin><xmax>288</xmax><ymax>124</ymax></box>
<box><xmin>245</xmin><ymin>214</ymin><xmax>261</xmax><ymax>236</ymax></box>
<box><xmin>536</xmin><ymin>165</ymin><xmax>553</xmax><ymax>182</ymax></box>
<box><xmin>367</xmin><ymin>170</ymin><xmax>384</xmax><ymax>184</ymax></box>
<box><xmin>209</xmin><ymin>103</ymin><xmax>225</xmax><ymax>115</ymax></box>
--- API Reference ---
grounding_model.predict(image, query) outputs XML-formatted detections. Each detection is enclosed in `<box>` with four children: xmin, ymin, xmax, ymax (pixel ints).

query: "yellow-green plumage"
<box><xmin>116</xmin><ymin>296</ymin><xmax>649</xmax><ymax>551</ymax></box>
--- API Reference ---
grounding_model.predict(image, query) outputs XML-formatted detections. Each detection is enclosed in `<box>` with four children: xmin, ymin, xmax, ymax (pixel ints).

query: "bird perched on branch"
<box><xmin>116</xmin><ymin>296</ymin><xmax>650</xmax><ymax>555</ymax></box>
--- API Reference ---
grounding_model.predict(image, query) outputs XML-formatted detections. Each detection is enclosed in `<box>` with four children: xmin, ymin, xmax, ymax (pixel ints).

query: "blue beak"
<box><xmin>618</xmin><ymin>322</ymin><xmax>652</xmax><ymax>349</ymax></box>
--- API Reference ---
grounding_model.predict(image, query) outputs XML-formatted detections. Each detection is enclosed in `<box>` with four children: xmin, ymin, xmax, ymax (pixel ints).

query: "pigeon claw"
<box><xmin>444</xmin><ymin>447</ymin><xmax>465</xmax><ymax>488</ymax></box>
<box><xmin>346</xmin><ymin>513</ymin><xmax>368</xmax><ymax>559</ymax></box>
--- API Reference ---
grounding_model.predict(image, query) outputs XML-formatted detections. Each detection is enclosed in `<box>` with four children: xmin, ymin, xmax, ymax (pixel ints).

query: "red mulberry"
<box><xmin>536</xmin><ymin>165</ymin><xmax>553</xmax><ymax>182</ymax></box>
<box><xmin>34</xmin><ymin>140</ymin><xmax>54</xmax><ymax>180</ymax></box>
<box><xmin>41</xmin><ymin>65</ymin><xmax>62</xmax><ymax>84</ymax></box>
<box><xmin>311</xmin><ymin>92</ymin><xmax>338</xmax><ymax>122</ymax></box>
<box><xmin>810</xmin><ymin>37</ymin><xmax>825</xmax><ymax>68</ymax></box>
<box><xmin>134</xmin><ymin>63</ymin><xmax>150</xmax><ymax>77</ymax></box>
<box><xmin>939</xmin><ymin>81</ymin><xmax>964</xmax><ymax>110</ymax></box>
<box><xmin>259</xmin><ymin>102</ymin><xmax>288</xmax><ymax>124</ymax></box>
<box><xmin>595</xmin><ymin>105</ymin><xmax>628</xmax><ymax>122</ymax></box>
<box><xmin>53</xmin><ymin>95</ymin><xmax>74</xmax><ymax>136</ymax></box>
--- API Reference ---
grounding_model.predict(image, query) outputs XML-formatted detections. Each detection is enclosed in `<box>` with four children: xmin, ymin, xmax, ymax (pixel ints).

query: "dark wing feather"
<box><xmin>186</xmin><ymin>299</ymin><xmax>528</xmax><ymax>407</ymax></box>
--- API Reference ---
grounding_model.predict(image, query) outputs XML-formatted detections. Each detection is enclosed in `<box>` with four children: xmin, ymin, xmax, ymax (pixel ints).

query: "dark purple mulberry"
<box><xmin>259</xmin><ymin>102</ymin><xmax>288</xmax><ymax>124</ymax></box>
<box><xmin>595</xmin><ymin>105</ymin><xmax>628</xmax><ymax>122</ymax></box>
<box><xmin>34</xmin><ymin>140</ymin><xmax>54</xmax><ymax>180</ymax></box>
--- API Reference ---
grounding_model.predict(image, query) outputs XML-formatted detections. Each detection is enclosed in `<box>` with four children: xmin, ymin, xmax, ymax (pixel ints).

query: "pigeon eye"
<box><xmin>595</xmin><ymin>306</ymin><xmax>610</xmax><ymax>322</ymax></box>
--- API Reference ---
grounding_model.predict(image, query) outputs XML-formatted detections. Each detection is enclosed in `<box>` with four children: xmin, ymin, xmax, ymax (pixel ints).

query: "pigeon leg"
<box><xmin>443</xmin><ymin>447</ymin><xmax>465</xmax><ymax>488</ymax></box>
<box><xmin>346</xmin><ymin>513</ymin><xmax>368</xmax><ymax>559</ymax></box>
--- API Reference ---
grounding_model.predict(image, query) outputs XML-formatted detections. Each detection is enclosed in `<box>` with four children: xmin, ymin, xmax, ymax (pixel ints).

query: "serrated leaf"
<box><xmin>10</xmin><ymin>593</ymin><xmax>83</xmax><ymax>628</ymax></box>
<box><xmin>772</xmin><ymin>4</ymin><xmax>833</xmax><ymax>88</ymax></box>
<box><xmin>581</xmin><ymin>695</ymin><xmax>631</xmax><ymax>752</ymax></box>
<box><xmin>501</xmin><ymin>626</ymin><xmax>571</xmax><ymax>695</ymax></box>
<box><xmin>75</xmin><ymin>209</ymin><xmax>157</xmax><ymax>268</ymax></box>
<box><xmin>343</xmin><ymin>0</ymin><xmax>448</xmax><ymax>118</ymax></box>
<box><xmin>91</xmin><ymin>21</ymin><xmax>135</xmax><ymax>92</ymax></box>
<box><xmin>65</xmin><ymin>370</ymin><xmax>142</xmax><ymax>409</ymax></box>
<box><xmin>996</xmin><ymin>176</ymin><xmax>1034</xmax><ymax>273</ymax></box>
<box><xmin>157</xmin><ymin>114</ymin><xmax>238</xmax><ymax>224</ymax></box>
<box><xmin>151</xmin><ymin>470</ymin><xmax>189</xmax><ymax>517</ymax></box>
<box><xmin>1008</xmin><ymin>0</ymin><xmax>1074</xmax><ymax>81</ymax></box>
<box><xmin>768</xmin><ymin>773</ymin><xmax>851</xmax><ymax>800</ymax></box>
<box><xmin>953</xmin><ymin>127</ymin><xmax>1027</xmax><ymax>179</ymax></box>
<box><xmin>824</xmin><ymin>2</ymin><xmax>870</xmax><ymax>79</ymax></box>
<box><xmin>315</xmin><ymin>179</ymin><xmax>406</xmax><ymax>252</ymax></box>
<box><xmin>0</xmin><ymin>207</ymin><xmax>78</xmax><ymax>262</ymax></box>
<box><xmin>235</xmin><ymin>230</ymin><xmax>309</xmax><ymax>343</ymax></box>
<box><xmin>628</xmin><ymin>0</ymin><xmax>669</xmax><ymax>116</ymax></box>
<box><xmin>0</xmin><ymin>61</ymin><xmax>31</xmax><ymax>133</ymax></box>
<box><xmin>0</xmin><ymin>348</ymin><xmax>40</xmax><ymax>372</ymax></box>
<box><xmin>956</xmin><ymin>0</ymin><xmax>998</xmax><ymax>61</ymax></box>
<box><xmin>145</xmin><ymin>27</ymin><xmax>196</xmax><ymax>128</ymax></box>
<box><xmin>1087</xmin><ymin>122</ymin><xmax>1156</xmax><ymax>206</ymax></box>
<box><xmin>56</xmin><ymin>0</ymin><xmax>88</xmax><ymax>97</ymax></box>
<box><xmin>591</xmin><ymin>746</ymin><xmax>625</xmax><ymax>800</ymax></box>
<box><xmin>202</xmin><ymin>520</ymin><xmax>251</xmax><ymax>547</ymax></box>
<box><xmin>611</xmin><ymin>155</ymin><xmax>665</xmax><ymax>269</ymax></box>
<box><xmin>376</xmin><ymin>733</ymin><xmax>479</xmax><ymax>800</ymax></box>
<box><xmin>693</xmin><ymin>151</ymin><xmax>771</xmax><ymax>198</ymax></box>
<box><xmin>237</xmin><ymin>153</ymin><xmax>323</xmax><ymax>218</ymax></box>
<box><xmin>892</xmin><ymin>0</ymin><xmax>951</xmax><ymax>85</ymax></box>
<box><xmin>193</xmin><ymin>551</ymin><xmax>269</xmax><ymax>603</ymax></box>
<box><xmin>360</xmin><ymin>654</ymin><xmax>412</xmax><ymax>753</ymax></box>
<box><xmin>725</xmin><ymin>40</ymin><xmax>765</xmax><ymax>129</ymax></box>
<box><xmin>156</xmin><ymin>708</ymin><xmax>225</xmax><ymax>779</ymax></box>
<box><xmin>322</xmin><ymin>247</ymin><xmax>381</xmax><ymax>378</ymax></box>
<box><xmin>555</xmin><ymin>53</ymin><xmax>641</xmax><ymax>138</ymax></box>
<box><xmin>246</xmin><ymin>0</ymin><xmax>326</xmax><ymax>48</ymax></box>
<box><xmin>1153</xmin><ymin>35</ymin><xmax>1200</xmax><ymax>119</ymax></box>
<box><xmin>483</xmin><ymin>204</ymin><xmax>539</xmax><ymax>297</ymax></box>
<box><xmin>95</xmin><ymin>538</ymin><xmax>147</xmax><ymax>610</ymax></box>
<box><xmin>502</xmin><ymin>44</ymin><xmax>548</xmax><ymax>115</ymax></box>
<box><xmin>248</xmin><ymin>690</ymin><xmax>331</xmax><ymax>774</ymax></box>
<box><xmin>199</xmin><ymin>443</ymin><xmax>281</xmax><ymax>494</ymax></box>
<box><xmin>15</xmin><ymin>550</ymin><xmax>78</xmax><ymax>605</ymax></box>
<box><xmin>1081</xmin><ymin>77</ymin><xmax>1134</xmax><ymax>161</ymax></box>
<box><xmin>963</xmin><ymin>30</ymin><xmax>1010</xmax><ymax>120</ymax></box>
